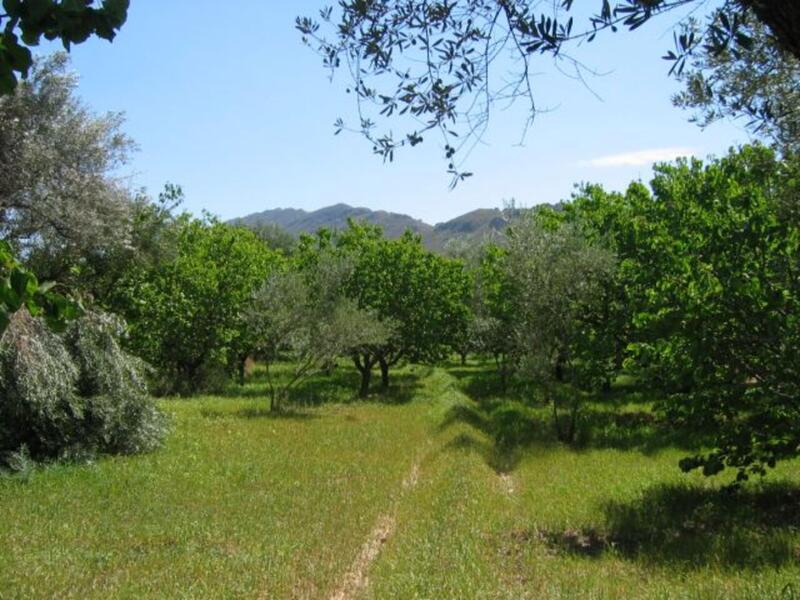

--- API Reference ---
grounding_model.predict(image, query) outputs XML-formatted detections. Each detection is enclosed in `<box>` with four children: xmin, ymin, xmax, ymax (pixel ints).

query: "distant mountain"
<box><xmin>231</xmin><ymin>203</ymin><xmax>512</xmax><ymax>250</ymax></box>
<box><xmin>433</xmin><ymin>208</ymin><xmax>508</xmax><ymax>236</ymax></box>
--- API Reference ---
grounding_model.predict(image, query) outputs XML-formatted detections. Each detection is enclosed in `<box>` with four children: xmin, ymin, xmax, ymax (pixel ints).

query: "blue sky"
<box><xmin>41</xmin><ymin>1</ymin><xmax>750</xmax><ymax>224</ymax></box>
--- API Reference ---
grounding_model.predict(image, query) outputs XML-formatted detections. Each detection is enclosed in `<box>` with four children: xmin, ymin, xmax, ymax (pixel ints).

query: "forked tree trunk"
<box><xmin>353</xmin><ymin>353</ymin><xmax>376</xmax><ymax>398</ymax></box>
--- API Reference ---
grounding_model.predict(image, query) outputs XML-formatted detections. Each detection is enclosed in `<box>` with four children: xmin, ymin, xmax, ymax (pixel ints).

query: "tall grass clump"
<box><xmin>0</xmin><ymin>310</ymin><xmax>167</xmax><ymax>469</ymax></box>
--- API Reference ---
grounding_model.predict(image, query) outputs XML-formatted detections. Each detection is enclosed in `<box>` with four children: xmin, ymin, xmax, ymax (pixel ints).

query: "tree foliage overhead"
<box><xmin>299</xmin><ymin>0</ymin><xmax>800</xmax><ymax>183</ymax></box>
<box><xmin>0</xmin><ymin>0</ymin><xmax>129</xmax><ymax>94</ymax></box>
<box><xmin>673</xmin><ymin>11</ymin><xmax>800</xmax><ymax>155</ymax></box>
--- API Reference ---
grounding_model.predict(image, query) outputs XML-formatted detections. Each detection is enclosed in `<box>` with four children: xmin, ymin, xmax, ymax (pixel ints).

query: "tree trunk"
<box><xmin>460</xmin><ymin>351</ymin><xmax>467</xmax><ymax>366</ymax></box>
<box><xmin>379</xmin><ymin>357</ymin><xmax>390</xmax><ymax>390</ymax></box>
<box><xmin>270</xmin><ymin>389</ymin><xmax>281</xmax><ymax>413</ymax></box>
<box><xmin>554</xmin><ymin>350</ymin><xmax>567</xmax><ymax>383</ymax></box>
<box><xmin>353</xmin><ymin>353</ymin><xmax>375</xmax><ymax>398</ymax></box>
<box><xmin>359</xmin><ymin>368</ymin><xmax>372</xmax><ymax>398</ymax></box>
<box><xmin>554</xmin><ymin>361</ymin><xmax>564</xmax><ymax>383</ymax></box>
<box><xmin>497</xmin><ymin>354</ymin><xmax>509</xmax><ymax>393</ymax></box>
<box><xmin>551</xmin><ymin>388</ymin><xmax>579</xmax><ymax>444</ymax></box>
<box><xmin>238</xmin><ymin>355</ymin><xmax>247</xmax><ymax>386</ymax></box>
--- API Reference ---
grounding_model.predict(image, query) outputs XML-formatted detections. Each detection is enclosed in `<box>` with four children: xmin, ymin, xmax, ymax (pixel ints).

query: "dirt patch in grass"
<box><xmin>330</xmin><ymin>460</ymin><xmax>423</xmax><ymax>599</ymax></box>
<box><xmin>329</xmin><ymin>514</ymin><xmax>397</xmax><ymax>600</ymax></box>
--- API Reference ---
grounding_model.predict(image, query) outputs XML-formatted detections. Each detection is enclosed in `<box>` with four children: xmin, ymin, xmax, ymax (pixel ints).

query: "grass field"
<box><xmin>2</xmin><ymin>361</ymin><xmax>800</xmax><ymax>599</ymax></box>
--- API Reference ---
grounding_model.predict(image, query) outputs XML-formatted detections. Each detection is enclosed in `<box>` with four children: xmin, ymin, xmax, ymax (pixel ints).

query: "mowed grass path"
<box><xmin>2</xmin><ymin>363</ymin><xmax>800</xmax><ymax>598</ymax></box>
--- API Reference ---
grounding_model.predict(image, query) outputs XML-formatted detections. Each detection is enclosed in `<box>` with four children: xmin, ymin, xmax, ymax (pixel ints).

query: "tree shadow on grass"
<box><xmin>531</xmin><ymin>481</ymin><xmax>800</xmax><ymax>570</ymax></box>
<box><xmin>439</xmin><ymin>402</ymin><xmax>555</xmax><ymax>473</ymax></box>
<box><xmin>217</xmin><ymin>362</ymin><xmax>428</xmax><ymax>408</ymax></box>
<box><xmin>443</xmin><ymin>362</ymin><xmax>706</xmax><ymax>467</ymax></box>
<box><xmin>289</xmin><ymin>368</ymin><xmax>428</xmax><ymax>407</ymax></box>
<box><xmin>446</xmin><ymin>363</ymin><xmax>534</xmax><ymax>404</ymax></box>
<box><xmin>440</xmin><ymin>395</ymin><xmax>706</xmax><ymax>473</ymax></box>
<box><xmin>199</xmin><ymin>406</ymin><xmax>319</xmax><ymax>420</ymax></box>
<box><xmin>575</xmin><ymin>408</ymin><xmax>708</xmax><ymax>454</ymax></box>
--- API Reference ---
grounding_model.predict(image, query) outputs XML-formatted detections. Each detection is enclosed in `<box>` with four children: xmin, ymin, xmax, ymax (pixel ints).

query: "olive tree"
<box><xmin>0</xmin><ymin>308</ymin><xmax>166</xmax><ymax>469</ymax></box>
<box><xmin>0</xmin><ymin>53</ymin><xmax>132</xmax><ymax>336</ymax></box>
<box><xmin>1</xmin><ymin>53</ymin><xmax>135</xmax><ymax>274</ymax></box>
<box><xmin>0</xmin><ymin>0</ymin><xmax>129</xmax><ymax>333</ymax></box>
<box><xmin>245</xmin><ymin>256</ymin><xmax>393</xmax><ymax>410</ymax></box>
<box><xmin>674</xmin><ymin>11</ymin><xmax>800</xmax><ymax>154</ymax></box>
<box><xmin>503</xmin><ymin>216</ymin><xmax>616</xmax><ymax>443</ymax></box>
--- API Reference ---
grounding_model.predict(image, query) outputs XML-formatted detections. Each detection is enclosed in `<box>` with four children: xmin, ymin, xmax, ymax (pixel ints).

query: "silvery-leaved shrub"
<box><xmin>0</xmin><ymin>309</ymin><xmax>168</xmax><ymax>469</ymax></box>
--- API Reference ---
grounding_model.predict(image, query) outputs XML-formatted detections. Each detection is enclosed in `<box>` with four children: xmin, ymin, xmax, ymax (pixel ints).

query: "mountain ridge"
<box><xmin>230</xmin><ymin>203</ymin><xmax>514</xmax><ymax>250</ymax></box>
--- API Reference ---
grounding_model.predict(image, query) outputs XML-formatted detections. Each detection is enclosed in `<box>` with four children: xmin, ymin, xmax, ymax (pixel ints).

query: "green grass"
<box><xmin>2</xmin><ymin>360</ymin><xmax>800</xmax><ymax>598</ymax></box>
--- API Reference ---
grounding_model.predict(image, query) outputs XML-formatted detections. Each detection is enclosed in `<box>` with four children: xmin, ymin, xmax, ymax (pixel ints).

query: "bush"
<box><xmin>0</xmin><ymin>310</ymin><xmax>168</xmax><ymax>469</ymax></box>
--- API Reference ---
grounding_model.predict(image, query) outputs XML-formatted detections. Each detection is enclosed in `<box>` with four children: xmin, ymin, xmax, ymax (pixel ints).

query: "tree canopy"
<box><xmin>0</xmin><ymin>0</ymin><xmax>129</xmax><ymax>94</ymax></box>
<box><xmin>112</xmin><ymin>216</ymin><xmax>281</xmax><ymax>395</ymax></box>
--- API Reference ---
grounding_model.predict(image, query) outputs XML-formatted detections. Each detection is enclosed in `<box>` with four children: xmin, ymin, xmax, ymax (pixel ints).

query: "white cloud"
<box><xmin>582</xmin><ymin>147</ymin><xmax>696</xmax><ymax>168</ymax></box>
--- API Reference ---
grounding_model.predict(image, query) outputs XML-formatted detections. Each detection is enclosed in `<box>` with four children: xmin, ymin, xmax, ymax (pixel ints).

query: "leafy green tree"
<box><xmin>113</xmin><ymin>217</ymin><xmax>279</xmax><ymax>394</ymax></box>
<box><xmin>335</xmin><ymin>222</ymin><xmax>471</xmax><ymax>395</ymax></box>
<box><xmin>473</xmin><ymin>243</ymin><xmax>519</xmax><ymax>391</ymax></box>
<box><xmin>299</xmin><ymin>1</ymin><xmax>800</xmax><ymax>182</ymax></box>
<box><xmin>0</xmin><ymin>239</ymin><xmax>78</xmax><ymax>335</ymax></box>
<box><xmin>620</xmin><ymin>146</ymin><xmax>800</xmax><ymax>481</ymax></box>
<box><xmin>551</xmin><ymin>145</ymin><xmax>800</xmax><ymax>478</ymax></box>
<box><xmin>0</xmin><ymin>0</ymin><xmax>128</xmax><ymax>94</ymax></box>
<box><xmin>539</xmin><ymin>184</ymin><xmax>653</xmax><ymax>391</ymax></box>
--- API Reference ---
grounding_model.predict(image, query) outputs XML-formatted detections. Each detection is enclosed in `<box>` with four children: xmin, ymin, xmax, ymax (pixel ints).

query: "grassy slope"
<box><xmin>2</xmin><ymin>362</ymin><xmax>799</xmax><ymax>598</ymax></box>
